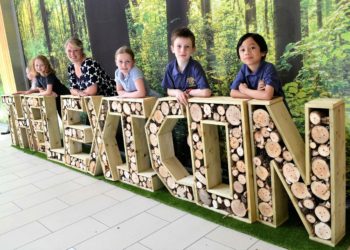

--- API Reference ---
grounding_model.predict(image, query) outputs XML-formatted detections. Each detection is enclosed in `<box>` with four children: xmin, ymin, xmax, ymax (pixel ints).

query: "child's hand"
<box><xmin>258</xmin><ymin>80</ymin><xmax>266</xmax><ymax>90</ymax></box>
<box><xmin>238</xmin><ymin>83</ymin><xmax>248</xmax><ymax>93</ymax></box>
<box><xmin>175</xmin><ymin>89</ymin><xmax>189</xmax><ymax>106</ymax></box>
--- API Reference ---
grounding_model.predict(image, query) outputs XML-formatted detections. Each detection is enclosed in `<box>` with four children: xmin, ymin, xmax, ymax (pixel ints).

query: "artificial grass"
<box><xmin>14</xmin><ymin>146</ymin><xmax>350</xmax><ymax>250</ymax></box>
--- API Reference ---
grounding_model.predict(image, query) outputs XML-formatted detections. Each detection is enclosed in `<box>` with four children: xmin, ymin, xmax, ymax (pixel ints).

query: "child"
<box><xmin>115</xmin><ymin>46</ymin><xmax>158</xmax><ymax>98</ymax></box>
<box><xmin>162</xmin><ymin>27</ymin><xmax>211</xmax><ymax>105</ymax></box>
<box><xmin>28</xmin><ymin>55</ymin><xmax>70</xmax><ymax>117</ymax></box>
<box><xmin>230</xmin><ymin>33</ymin><xmax>285</xmax><ymax>100</ymax></box>
<box><xmin>13</xmin><ymin>60</ymin><xmax>37</xmax><ymax>94</ymax></box>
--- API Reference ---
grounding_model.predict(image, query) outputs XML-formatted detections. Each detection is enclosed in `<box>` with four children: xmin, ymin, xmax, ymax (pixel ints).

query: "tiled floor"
<box><xmin>0</xmin><ymin>131</ymin><xmax>286</xmax><ymax>250</ymax></box>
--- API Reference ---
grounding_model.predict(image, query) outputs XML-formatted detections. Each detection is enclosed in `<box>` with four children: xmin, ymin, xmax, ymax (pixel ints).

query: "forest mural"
<box><xmin>10</xmin><ymin>0</ymin><xmax>350</xmax><ymax>194</ymax></box>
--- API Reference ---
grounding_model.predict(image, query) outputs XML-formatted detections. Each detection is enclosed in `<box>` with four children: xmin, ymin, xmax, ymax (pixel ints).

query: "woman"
<box><xmin>65</xmin><ymin>37</ymin><xmax>116</xmax><ymax>97</ymax></box>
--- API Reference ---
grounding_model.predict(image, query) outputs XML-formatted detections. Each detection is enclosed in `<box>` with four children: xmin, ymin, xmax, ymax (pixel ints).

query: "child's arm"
<box><xmin>38</xmin><ymin>84</ymin><xmax>57</xmax><ymax>97</ymax></box>
<box><xmin>238</xmin><ymin>82</ymin><xmax>274</xmax><ymax>100</ymax></box>
<box><xmin>230</xmin><ymin>88</ymin><xmax>251</xmax><ymax>99</ymax></box>
<box><xmin>117</xmin><ymin>79</ymin><xmax>146</xmax><ymax>98</ymax></box>
<box><xmin>167</xmin><ymin>89</ymin><xmax>189</xmax><ymax>105</ymax></box>
<box><xmin>188</xmin><ymin>88</ymin><xmax>211</xmax><ymax>97</ymax></box>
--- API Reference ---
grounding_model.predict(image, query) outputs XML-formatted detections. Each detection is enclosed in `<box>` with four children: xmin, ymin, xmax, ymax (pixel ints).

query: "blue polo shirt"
<box><xmin>161</xmin><ymin>57</ymin><xmax>210</xmax><ymax>91</ymax></box>
<box><xmin>230</xmin><ymin>61</ymin><xmax>284</xmax><ymax>98</ymax></box>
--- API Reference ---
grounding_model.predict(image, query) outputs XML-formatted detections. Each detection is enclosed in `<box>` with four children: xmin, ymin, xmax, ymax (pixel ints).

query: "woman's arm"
<box><xmin>81</xmin><ymin>84</ymin><xmax>98</xmax><ymax>96</ymax></box>
<box><xmin>118</xmin><ymin>78</ymin><xmax>146</xmax><ymax>98</ymax></box>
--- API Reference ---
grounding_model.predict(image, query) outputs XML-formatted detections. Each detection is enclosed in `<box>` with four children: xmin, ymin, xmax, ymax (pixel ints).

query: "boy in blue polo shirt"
<box><xmin>230</xmin><ymin>33</ymin><xmax>285</xmax><ymax>101</ymax></box>
<box><xmin>162</xmin><ymin>27</ymin><xmax>211</xmax><ymax>105</ymax></box>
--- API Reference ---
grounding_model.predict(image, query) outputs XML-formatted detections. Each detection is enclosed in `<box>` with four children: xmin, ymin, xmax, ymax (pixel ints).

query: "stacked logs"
<box><xmin>252</xmin><ymin>107</ymin><xmax>332</xmax><ymax>240</ymax></box>
<box><xmin>89</xmin><ymin>99</ymin><xmax>109</xmax><ymax>176</ymax></box>
<box><xmin>85</xmin><ymin>97</ymin><xmax>98</xmax><ymax>129</ymax></box>
<box><xmin>62</xmin><ymin>97</ymin><xmax>82</xmax><ymax>110</ymax></box>
<box><xmin>2</xmin><ymin>96</ymin><xmax>24</xmax><ymax>147</ymax></box>
<box><xmin>307</xmin><ymin>110</ymin><xmax>332</xmax><ymax>240</ymax></box>
<box><xmin>110</xmin><ymin>99</ymin><xmax>144</xmax><ymax>116</ymax></box>
<box><xmin>21</xmin><ymin>97</ymin><xmax>40</xmax><ymax>151</ymax></box>
<box><xmin>252</xmin><ymin>108</ymin><xmax>297</xmax><ymax>222</ymax></box>
<box><xmin>119</xmin><ymin>168</ymin><xmax>153</xmax><ymax>189</ymax></box>
<box><xmin>109</xmin><ymin>99</ymin><xmax>156</xmax><ymax>190</ymax></box>
<box><xmin>46</xmin><ymin>150</ymin><xmax>64</xmax><ymax>162</ymax></box>
<box><xmin>64</xmin><ymin>155</ymin><xmax>87</xmax><ymax>171</ymax></box>
<box><xmin>147</xmin><ymin>99</ymin><xmax>194</xmax><ymax>199</ymax></box>
<box><xmin>62</xmin><ymin>96</ymin><xmax>89</xmax><ymax>172</ymax></box>
<box><xmin>64</xmin><ymin>127</ymin><xmax>86</xmax><ymax>141</ymax></box>
<box><xmin>189</xmin><ymin>102</ymin><xmax>248</xmax><ymax>217</ymax></box>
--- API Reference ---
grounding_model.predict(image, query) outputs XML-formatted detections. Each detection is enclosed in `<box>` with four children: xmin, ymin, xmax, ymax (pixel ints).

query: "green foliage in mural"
<box><xmin>14</xmin><ymin>0</ymin><xmax>91</xmax><ymax>85</ymax></box>
<box><xmin>126</xmin><ymin>0</ymin><xmax>168</xmax><ymax>94</ymax></box>
<box><xmin>280</xmin><ymin>0</ymin><xmax>350</xmax><ymax>191</ymax></box>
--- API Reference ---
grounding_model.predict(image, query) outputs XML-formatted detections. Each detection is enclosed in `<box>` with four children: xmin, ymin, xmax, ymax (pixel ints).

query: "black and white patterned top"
<box><xmin>67</xmin><ymin>58</ymin><xmax>116</xmax><ymax>97</ymax></box>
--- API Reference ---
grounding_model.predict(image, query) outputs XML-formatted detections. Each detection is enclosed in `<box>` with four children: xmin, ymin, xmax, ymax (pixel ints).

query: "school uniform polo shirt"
<box><xmin>230</xmin><ymin>61</ymin><xmax>285</xmax><ymax>98</ymax></box>
<box><xmin>161</xmin><ymin>57</ymin><xmax>209</xmax><ymax>91</ymax></box>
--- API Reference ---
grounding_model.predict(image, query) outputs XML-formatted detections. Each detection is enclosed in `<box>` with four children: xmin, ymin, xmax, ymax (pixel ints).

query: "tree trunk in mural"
<box><xmin>264</xmin><ymin>0</ymin><xmax>269</xmax><ymax>35</ymax></box>
<box><xmin>67</xmin><ymin>0</ymin><xmax>77</xmax><ymax>36</ymax></box>
<box><xmin>316</xmin><ymin>0</ymin><xmax>323</xmax><ymax>29</ymax></box>
<box><xmin>201</xmin><ymin>0</ymin><xmax>215</xmax><ymax>81</ymax></box>
<box><xmin>245</xmin><ymin>0</ymin><xmax>257</xmax><ymax>32</ymax></box>
<box><xmin>273</xmin><ymin>0</ymin><xmax>302</xmax><ymax>84</ymax></box>
<box><xmin>301</xmin><ymin>2</ymin><xmax>309</xmax><ymax>37</ymax></box>
<box><xmin>166</xmin><ymin>0</ymin><xmax>189</xmax><ymax>60</ymax></box>
<box><xmin>28</xmin><ymin>0</ymin><xmax>36</xmax><ymax>37</ymax></box>
<box><xmin>39</xmin><ymin>0</ymin><xmax>54</xmax><ymax>64</ymax></box>
<box><xmin>84</xmin><ymin>0</ymin><xmax>130</xmax><ymax>76</ymax></box>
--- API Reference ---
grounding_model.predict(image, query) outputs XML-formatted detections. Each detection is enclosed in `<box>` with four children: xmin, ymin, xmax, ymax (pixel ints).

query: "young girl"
<box><xmin>115</xmin><ymin>46</ymin><xmax>159</xmax><ymax>98</ymax></box>
<box><xmin>13</xmin><ymin>60</ymin><xmax>37</xmax><ymax>94</ymax></box>
<box><xmin>28</xmin><ymin>55</ymin><xmax>70</xmax><ymax>117</ymax></box>
<box><xmin>230</xmin><ymin>33</ymin><xmax>285</xmax><ymax>100</ymax></box>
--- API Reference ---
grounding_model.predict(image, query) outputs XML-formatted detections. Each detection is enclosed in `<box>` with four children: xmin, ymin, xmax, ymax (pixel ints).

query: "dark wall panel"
<box><xmin>84</xmin><ymin>0</ymin><xmax>130</xmax><ymax>77</ymax></box>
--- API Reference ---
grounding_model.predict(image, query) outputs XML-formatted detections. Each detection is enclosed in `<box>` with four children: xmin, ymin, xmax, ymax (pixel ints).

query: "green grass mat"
<box><xmin>14</xmin><ymin>146</ymin><xmax>350</xmax><ymax>250</ymax></box>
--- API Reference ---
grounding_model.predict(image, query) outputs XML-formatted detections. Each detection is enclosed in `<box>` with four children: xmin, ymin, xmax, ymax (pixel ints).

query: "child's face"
<box><xmin>171</xmin><ymin>37</ymin><xmax>195</xmax><ymax>65</ymax></box>
<box><xmin>34</xmin><ymin>59</ymin><xmax>46</xmax><ymax>76</ymax></box>
<box><xmin>238</xmin><ymin>37</ymin><xmax>266</xmax><ymax>71</ymax></box>
<box><xmin>116</xmin><ymin>53</ymin><xmax>134</xmax><ymax>75</ymax></box>
<box><xmin>26</xmin><ymin>68</ymin><xmax>36</xmax><ymax>81</ymax></box>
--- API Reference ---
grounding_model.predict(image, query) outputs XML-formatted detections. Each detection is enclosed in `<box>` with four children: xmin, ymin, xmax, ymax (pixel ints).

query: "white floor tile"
<box><xmin>0</xmin><ymin>199</ymin><xmax>68</xmax><ymax>235</ymax></box>
<box><xmin>15</xmin><ymin>165</ymin><xmax>50</xmax><ymax>177</ymax></box>
<box><xmin>0</xmin><ymin>184</ymin><xmax>40</xmax><ymax>205</ymax></box>
<box><xmin>140</xmin><ymin>214</ymin><xmax>218</xmax><ymax>250</ymax></box>
<box><xmin>75</xmin><ymin>213</ymin><xmax>168</xmax><ymax>250</ymax></box>
<box><xmin>39</xmin><ymin>195</ymin><xmax>118</xmax><ymax>231</ymax></box>
<box><xmin>0</xmin><ymin>174</ymin><xmax>19</xmax><ymax>184</ymax></box>
<box><xmin>0</xmin><ymin>222</ymin><xmax>50</xmax><ymax>250</ymax></box>
<box><xmin>146</xmin><ymin>203</ymin><xmax>186</xmax><ymax>222</ymax></box>
<box><xmin>0</xmin><ymin>202</ymin><xmax>22</xmax><ymax>219</ymax></box>
<box><xmin>0</xmin><ymin>171</ymin><xmax>55</xmax><ymax>193</ymax></box>
<box><xmin>92</xmin><ymin>196</ymin><xmax>158</xmax><ymax>227</ymax></box>
<box><xmin>72</xmin><ymin>175</ymin><xmax>98</xmax><ymax>186</ymax></box>
<box><xmin>104</xmin><ymin>187</ymin><xmax>136</xmax><ymax>201</ymax></box>
<box><xmin>17</xmin><ymin>217</ymin><xmax>108</xmax><ymax>250</ymax></box>
<box><xmin>124</xmin><ymin>243</ymin><xmax>151</xmax><ymax>250</ymax></box>
<box><xmin>33</xmin><ymin>171</ymin><xmax>82</xmax><ymax>189</ymax></box>
<box><xmin>59</xmin><ymin>181</ymin><xmax>114</xmax><ymax>205</ymax></box>
<box><xmin>186</xmin><ymin>238</ymin><xmax>234</xmax><ymax>250</ymax></box>
<box><xmin>14</xmin><ymin>181</ymin><xmax>82</xmax><ymax>209</ymax></box>
<box><xmin>248</xmin><ymin>240</ymin><xmax>287</xmax><ymax>250</ymax></box>
<box><xmin>206</xmin><ymin>226</ymin><xmax>258</xmax><ymax>250</ymax></box>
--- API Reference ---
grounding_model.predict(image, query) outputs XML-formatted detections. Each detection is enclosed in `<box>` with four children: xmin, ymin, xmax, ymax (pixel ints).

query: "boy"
<box><xmin>230</xmin><ymin>33</ymin><xmax>285</xmax><ymax>100</ymax></box>
<box><xmin>162</xmin><ymin>27</ymin><xmax>211</xmax><ymax>105</ymax></box>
